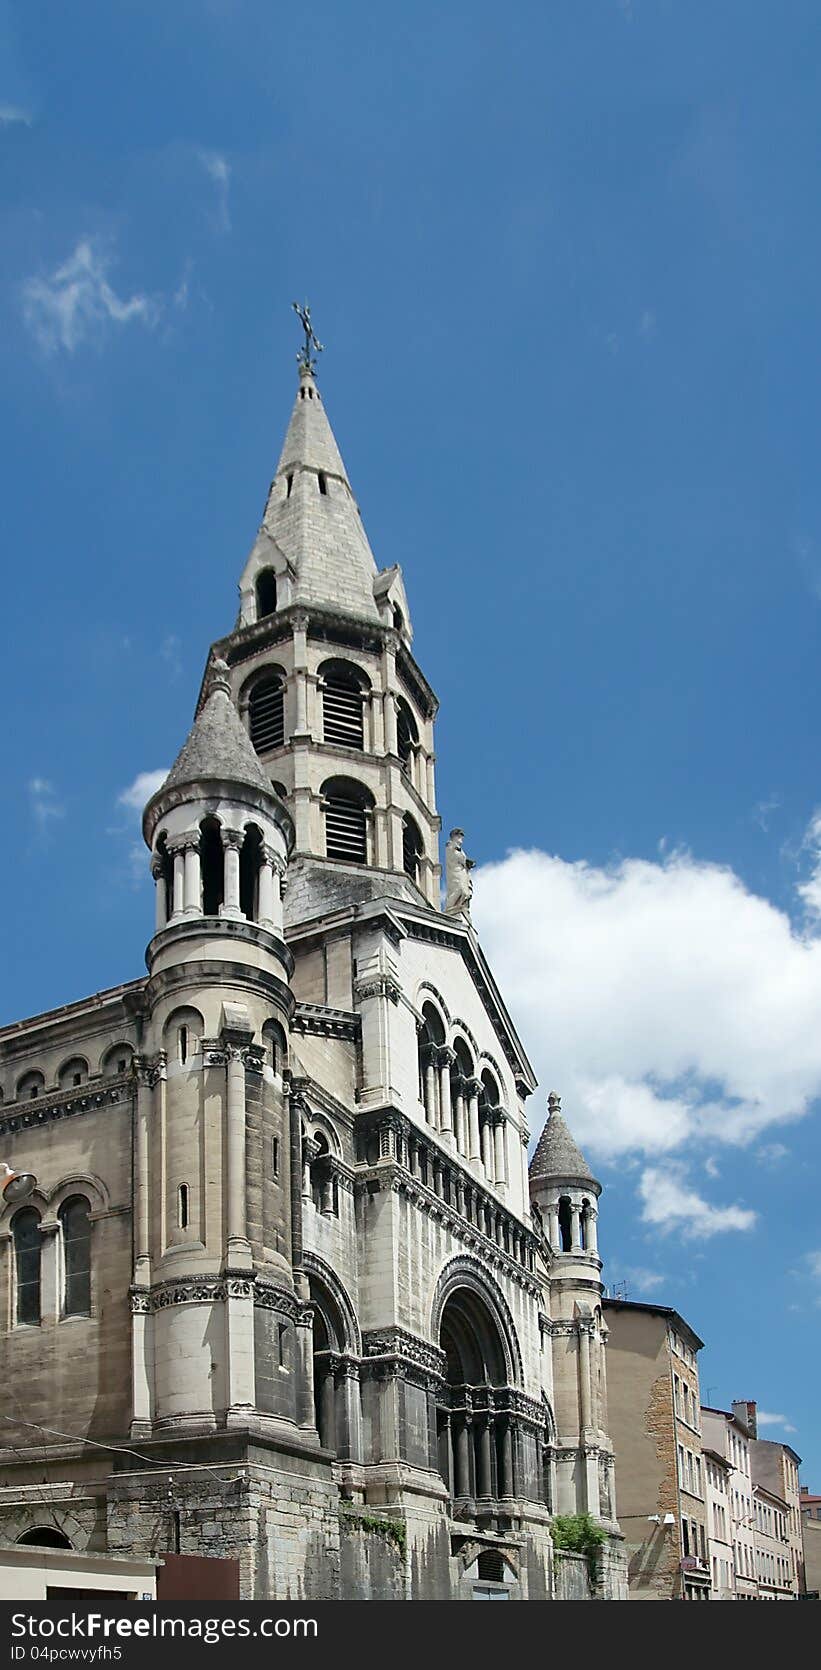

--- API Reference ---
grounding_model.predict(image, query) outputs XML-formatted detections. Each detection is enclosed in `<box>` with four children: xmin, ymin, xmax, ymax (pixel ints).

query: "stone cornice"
<box><xmin>291</xmin><ymin>1003</ymin><xmax>360</xmax><ymax>1042</ymax></box>
<box><xmin>0</xmin><ymin>980</ymin><xmax>147</xmax><ymax>1061</ymax></box>
<box><xmin>0</xmin><ymin>1076</ymin><xmax>132</xmax><ymax>1137</ymax></box>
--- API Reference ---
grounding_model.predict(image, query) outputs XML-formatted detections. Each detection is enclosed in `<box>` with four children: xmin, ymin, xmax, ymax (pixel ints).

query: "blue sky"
<box><xmin>2</xmin><ymin>1</ymin><xmax>820</xmax><ymax>1479</ymax></box>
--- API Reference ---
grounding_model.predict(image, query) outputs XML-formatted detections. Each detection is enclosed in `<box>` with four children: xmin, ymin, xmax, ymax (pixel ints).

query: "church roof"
<box><xmin>258</xmin><ymin>367</ymin><xmax>381</xmax><ymax>625</ymax></box>
<box><xmin>530</xmin><ymin>1095</ymin><xmax>597</xmax><ymax>1183</ymax></box>
<box><xmin>162</xmin><ymin>661</ymin><xmax>274</xmax><ymax>800</ymax></box>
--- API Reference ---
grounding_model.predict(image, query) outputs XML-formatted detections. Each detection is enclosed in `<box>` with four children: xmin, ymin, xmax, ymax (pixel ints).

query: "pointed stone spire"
<box><xmin>253</xmin><ymin>364</ymin><xmax>381</xmax><ymax>625</ymax></box>
<box><xmin>530</xmin><ymin>1092</ymin><xmax>597</xmax><ymax>1184</ymax></box>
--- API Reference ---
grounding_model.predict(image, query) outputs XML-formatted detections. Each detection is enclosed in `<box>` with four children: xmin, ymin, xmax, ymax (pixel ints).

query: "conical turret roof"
<box><xmin>257</xmin><ymin>367</ymin><xmax>381</xmax><ymax>625</ymax></box>
<box><xmin>530</xmin><ymin>1093</ymin><xmax>597</xmax><ymax>1184</ymax></box>
<box><xmin>143</xmin><ymin>660</ymin><xmax>282</xmax><ymax>842</ymax></box>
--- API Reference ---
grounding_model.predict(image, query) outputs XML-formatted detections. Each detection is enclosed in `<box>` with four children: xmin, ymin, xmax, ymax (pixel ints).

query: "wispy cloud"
<box><xmin>160</xmin><ymin>634</ymin><xmax>183</xmax><ymax>681</ymax></box>
<box><xmin>197</xmin><ymin>149</ymin><xmax>231</xmax><ymax>232</ymax></box>
<box><xmin>115</xmin><ymin>770</ymin><xmax>168</xmax><ymax>885</ymax></box>
<box><xmin>638</xmin><ymin>308</ymin><xmax>657</xmax><ymax>342</ymax></box>
<box><xmin>21</xmin><ymin>239</ymin><xmax>159</xmax><ymax>355</ymax></box>
<box><xmin>619</xmin><ymin>1266</ymin><xmax>667</xmax><ymax>1294</ymax></box>
<box><xmin>757</xmin><ymin>1411</ymin><xmax>797</xmax><ymax>1434</ymax></box>
<box><xmin>639</xmin><ymin>1166</ymin><xmax>756</xmax><ymax>1240</ymax></box>
<box><xmin>0</xmin><ymin>104</ymin><xmax>32</xmax><ymax>127</ymax></box>
<box><xmin>755</xmin><ymin>1141</ymin><xmax>789</xmax><ymax>1165</ymax></box>
<box><xmin>28</xmin><ymin>776</ymin><xmax>64</xmax><ymax>829</ymax></box>
<box><xmin>117</xmin><ymin>770</ymin><xmax>168</xmax><ymax>815</ymax></box>
<box><xmin>752</xmin><ymin>794</ymin><xmax>781</xmax><ymax>833</ymax></box>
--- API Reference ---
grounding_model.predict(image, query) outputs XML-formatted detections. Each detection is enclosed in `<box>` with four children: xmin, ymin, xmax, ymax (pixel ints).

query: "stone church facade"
<box><xmin>0</xmin><ymin>357</ymin><xmax>626</xmax><ymax>1600</ymax></box>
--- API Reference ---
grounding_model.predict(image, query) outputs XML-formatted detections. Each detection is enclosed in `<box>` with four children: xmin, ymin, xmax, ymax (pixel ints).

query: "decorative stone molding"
<box><xmin>291</xmin><ymin>1004</ymin><xmax>360</xmax><ymax>1042</ymax></box>
<box><xmin>353</xmin><ymin>974</ymin><xmax>401</xmax><ymax>1005</ymax></box>
<box><xmin>0</xmin><ymin>1079</ymin><xmax>130</xmax><ymax>1137</ymax></box>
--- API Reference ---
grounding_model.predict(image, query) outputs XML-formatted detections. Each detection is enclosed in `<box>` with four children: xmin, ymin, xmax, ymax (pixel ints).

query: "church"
<box><xmin>0</xmin><ymin>323</ymin><xmax>626</xmax><ymax>1600</ymax></box>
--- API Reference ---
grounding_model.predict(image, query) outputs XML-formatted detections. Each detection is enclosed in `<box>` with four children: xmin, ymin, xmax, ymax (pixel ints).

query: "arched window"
<box><xmin>320</xmin><ymin>661</ymin><xmax>367</xmax><ymax>751</ymax></box>
<box><xmin>322</xmin><ymin>777</ymin><xmax>373</xmax><ymax>865</ymax></box>
<box><xmin>255</xmin><ymin>569</ymin><xmax>277</xmax><ymax>619</ymax></box>
<box><xmin>58</xmin><ymin>1057</ymin><xmax>89</xmax><ymax>1091</ymax></box>
<box><xmin>308</xmin><ymin>1276</ymin><xmax>351</xmax><ymax>1455</ymax></box>
<box><xmin>13</xmin><ymin>1208</ymin><xmax>41</xmax><ymax>1325</ymax></box>
<box><xmin>59</xmin><ymin>1196</ymin><xmax>91</xmax><ymax>1316</ymax></box>
<box><xmin>249</xmin><ymin>673</ymin><xmax>285</xmax><ymax>754</ymax></box>
<box><xmin>239</xmin><ymin>823</ymin><xmax>264</xmax><ymax>921</ymax></box>
<box><xmin>396</xmin><ymin>697</ymin><xmax>418</xmax><ymax>771</ymax></box>
<box><xmin>16</xmin><ymin>1528</ymin><xmax>72</xmax><ymax>1549</ymax></box>
<box><xmin>177</xmin><ymin>1184</ymin><xmax>189</xmax><ymax>1231</ymax></box>
<box><xmin>418</xmin><ymin>1002</ymin><xmax>445</xmax><ymax>1122</ymax></box>
<box><xmin>262</xmin><ymin>1019</ymin><xmax>286</xmax><ymax>1075</ymax></box>
<box><xmin>200</xmin><ymin>817</ymin><xmax>224</xmax><ymax>915</ymax></box>
<box><xmin>402</xmin><ymin>814</ymin><xmax>423</xmax><ymax>883</ymax></box>
<box><xmin>557</xmin><ymin>1195</ymin><xmax>573</xmax><ymax>1253</ymax></box>
<box><xmin>16</xmin><ymin>1072</ymin><xmax>44</xmax><ymax>1103</ymax></box>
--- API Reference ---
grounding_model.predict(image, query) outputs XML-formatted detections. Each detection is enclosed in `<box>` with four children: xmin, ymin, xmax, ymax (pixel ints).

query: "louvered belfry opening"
<box><xmin>249</xmin><ymin>672</ymin><xmax>285</xmax><ymax>754</ymax></box>
<box><xmin>321</xmin><ymin>661</ymin><xmax>365</xmax><ymax>751</ymax></box>
<box><xmin>397</xmin><ymin>697</ymin><xmax>418</xmax><ymax>771</ymax></box>
<box><xmin>402</xmin><ymin>814</ymin><xmax>423</xmax><ymax>882</ymax></box>
<box><xmin>323</xmin><ymin>777</ymin><xmax>370</xmax><ymax>865</ymax></box>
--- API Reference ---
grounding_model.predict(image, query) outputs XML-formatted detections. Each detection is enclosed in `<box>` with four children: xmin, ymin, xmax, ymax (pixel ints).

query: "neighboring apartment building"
<box><xmin>704</xmin><ymin>1448</ymin><xmax>735</xmax><ymax>1599</ymax></box>
<box><xmin>604</xmin><ymin>1300</ymin><xmax>710</xmax><ymax>1599</ymax></box>
<box><xmin>799</xmin><ymin>1487</ymin><xmax>821</xmax><ymax>1597</ymax></box>
<box><xmin>744</xmin><ymin>1416</ymin><xmax>803</xmax><ymax>1596</ymax></box>
<box><xmin>753</xmin><ymin>1484</ymin><xmax>793</xmax><ymax>1599</ymax></box>
<box><xmin>701</xmin><ymin>1408</ymin><xmax>758</xmax><ymax>1598</ymax></box>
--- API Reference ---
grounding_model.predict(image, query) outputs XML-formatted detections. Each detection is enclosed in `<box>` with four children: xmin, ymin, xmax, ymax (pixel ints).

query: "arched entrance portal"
<box><xmin>437</xmin><ymin>1288</ymin><xmax>516</xmax><ymax>1512</ymax></box>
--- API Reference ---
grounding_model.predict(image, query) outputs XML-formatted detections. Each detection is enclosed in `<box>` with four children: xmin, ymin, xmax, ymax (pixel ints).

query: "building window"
<box><xmin>402</xmin><ymin>814</ymin><xmax>423</xmax><ymax>883</ymax></box>
<box><xmin>320</xmin><ymin>662</ymin><xmax>366</xmax><ymax>750</ymax></box>
<box><xmin>272</xmin><ymin>1137</ymin><xmax>280</xmax><ymax>1178</ymax></box>
<box><xmin>59</xmin><ymin>1196</ymin><xmax>91</xmax><ymax>1316</ymax></box>
<box><xmin>249</xmin><ymin>673</ymin><xmax>285</xmax><ymax>753</ymax></box>
<box><xmin>396</xmin><ymin>697</ymin><xmax>418</xmax><ymax>771</ymax></box>
<box><xmin>13</xmin><ymin>1208</ymin><xmax>42</xmax><ymax>1325</ymax></box>
<box><xmin>322</xmin><ymin>778</ymin><xmax>372</xmax><ymax>865</ymax></box>
<box><xmin>255</xmin><ymin>569</ymin><xmax>277</xmax><ymax>619</ymax></box>
<box><xmin>177</xmin><ymin>1184</ymin><xmax>190</xmax><ymax>1230</ymax></box>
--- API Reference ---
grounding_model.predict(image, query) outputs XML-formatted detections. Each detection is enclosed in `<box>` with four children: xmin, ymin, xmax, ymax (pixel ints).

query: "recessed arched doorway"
<box><xmin>436</xmin><ymin>1287</ymin><xmax>516</xmax><ymax>1511</ymax></box>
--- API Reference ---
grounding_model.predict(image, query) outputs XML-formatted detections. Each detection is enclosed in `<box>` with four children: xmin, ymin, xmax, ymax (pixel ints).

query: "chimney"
<box><xmin>732</xmin><ymin>1399</ymin><xmax>757</xmax><ymax>1438</ymax></box>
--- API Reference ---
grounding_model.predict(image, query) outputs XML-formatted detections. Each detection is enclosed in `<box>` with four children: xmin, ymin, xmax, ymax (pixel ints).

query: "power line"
<box><xmin>0</xmin><ymin>1417</ymin><xmax>243</xmax><ymax>1487</ymax></box>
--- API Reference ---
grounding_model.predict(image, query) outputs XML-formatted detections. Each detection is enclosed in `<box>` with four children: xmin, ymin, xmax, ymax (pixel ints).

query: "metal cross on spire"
<box><xmin>292</xmin><ymin>300</ymin><xmax>324</xmax><ymax>376</ymax></box>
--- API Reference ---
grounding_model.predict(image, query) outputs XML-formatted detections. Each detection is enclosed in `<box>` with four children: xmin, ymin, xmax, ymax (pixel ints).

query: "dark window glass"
<box><xmin>13</xmin><ymin>1209</ymin><xmax>41</xmax><ymax>1325</ymax></box>
<box><xmin>59</xmin><ymin>1196</ymin><xmax>91</xmax><ymax>1317</ymax></box>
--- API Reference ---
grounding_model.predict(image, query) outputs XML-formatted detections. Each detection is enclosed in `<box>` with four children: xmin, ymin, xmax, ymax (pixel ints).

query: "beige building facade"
<box><xmin>0</xmin><ymin>357</ymin><xmax>627</xmax><ymax>1600</ymax></box>
<box><xmin>603</xmin><ymin>1300</ymin><xmax>710</xmax><ymax>1599</ymax></box>
<box><xmin>704</xmin><ymin>1448</ymin><xmax>734</xmax><ymax>1599</ymax></box>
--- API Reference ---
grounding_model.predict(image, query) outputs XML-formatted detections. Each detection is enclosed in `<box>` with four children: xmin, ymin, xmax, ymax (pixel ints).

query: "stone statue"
<box><xmin>444</xmin><ymin>827</ymin><xmax>475</xmax><ymax>918</ymax></box>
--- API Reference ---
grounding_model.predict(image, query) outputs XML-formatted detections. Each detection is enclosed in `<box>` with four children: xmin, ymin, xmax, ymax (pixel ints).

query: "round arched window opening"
<box><xmin>255</xmin><ymin>569</ymin><xmax>278</xmax><ymax>619</ymax></box>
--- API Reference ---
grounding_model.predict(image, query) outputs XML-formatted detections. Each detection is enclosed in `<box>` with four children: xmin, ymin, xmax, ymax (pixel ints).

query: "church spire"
<box><xmin>237</xmin><ymin>314</ymin><xmax>395</xmax><ymax>632</ymax></box>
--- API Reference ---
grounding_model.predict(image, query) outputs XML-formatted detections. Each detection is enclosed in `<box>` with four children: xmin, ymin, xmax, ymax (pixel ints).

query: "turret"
<box><xmin>128</xmin><ymin>659</ymin><xmax>311</xmax><ymax>1440</ymax></box>
<box><xmin>529</xmin><ymin>1090</ymin><xmax>601</xmax><ymax>1268</ymax></box>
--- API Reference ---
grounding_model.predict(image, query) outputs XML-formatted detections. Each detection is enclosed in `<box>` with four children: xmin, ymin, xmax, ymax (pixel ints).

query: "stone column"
<box><xmin>467</xmin><ymin>1079</ymin><xmax>481</xmax><ymax>1164</ymax></box>
<box><xmin>171</xmin><ymin>844</ymin><xmax>185</xmax><ymax>919</ymax></box>
<box><xmin>579</xmin><ymin>1324</ymin><xmax>593</xmax><ymax>1433</ymax></box>
<box><xmin>221</xmin><ymin>829</ymin><xmax>243</xmax><ymax>918</ymax></box>
<box><xmin>224</xmin><ymin>1040</ymin><xmax>251</xmax><ymax>1263</ymax></box>
<box><xmin>423</xmin><ymin>1054</ymin><xmax>437</xmax><ymax>1128</ymax></box>
<box><xmin>477</xmin><ymin>1416</ymin><xmax>493</xmax><ymax>1499</ymax></box>
<box><xmin>437</xmin><ymin>1048</ymin><xmax>454</xmax><ymax>1145</ymax></box>
<box><xmin>493</xmin><ymin>1114</ymin><xmax>507</xmax><ymax>1188</ymax></box>
<box><xmin>426</xmin><ymin>752</ymin><xmax>436</xmax><ymax>806</ymax></box>
<box><xmin>383</xmin><ymin>692</ymin><xmax>398</xmax><ymax>757</ymax></box>
<box><xmin>570</xmin><ymin>1200</ymin><xmax>582</xmax><ymax>1250</ymax></box>
<box><xmin>585</xmin><ymin>1205</ymin><xmax>599</xmax><ymax>1253</ymax></box>
<box><xmin>454</xmin><ymin>1417</ymin><xmax>471</xmax><ymax>1499</ymax></box>
<box><xmin>481</xmin><ymin>1116</ymin><xmax>493</xmax><ymax>1180</ymax></box>
<box><xmin>133</xmin><ymin>1062</ymin><xmax>152</xmax><ymax>1281</ymax></box>
<box><xmin>370</xmin><ymin>689</ymin><xmax>385</xmax><ymax>754</ymax></box>
<box><xmin>183</xmin><ymin>838</ymin><xmax>201</xmax><ymax>916</ymax></box>
<box><xmin>151</xmin><ymin>854</ymin><xmax>167</xmax><ymax>933</ymax></box>
<box><xmin>546</xmin><ymin>1202</ymin><xmax>560</xmax><ymax>1250</ymax></box>
<box><xmin>257</xmin><ymin>847</ymin><xmax>275</xmax><ymax>929</ymax></box>
<box><xmin>302</xmin><ymin>1136</ymin><xmax>319</xmax><ymax>1200</ymax></box>
<box><xmin>292</xmin><ymin>612</ymin><xmax>310</xmax><ymax>737</ymax></box>
<box><xmin>454</xmin><ymin>1080</ymin><xmax>466</xmax><ymax>1155</ymax></box>
<box><xmin>499</xmin><ymin>1419</ymin><xmax>514</xmax><ymax>1498</ymax></box>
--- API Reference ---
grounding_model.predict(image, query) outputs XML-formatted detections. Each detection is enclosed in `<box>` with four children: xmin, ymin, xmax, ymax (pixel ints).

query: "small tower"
<box><xmin>130</xmin><ymin>657</ymin><xmax>305</xmax><ymax>1439</ymax></box>
<box><xmin>530</xmin><ymin>1094</ymin><xmax>616</xmax><ymax>1525</ymax></box>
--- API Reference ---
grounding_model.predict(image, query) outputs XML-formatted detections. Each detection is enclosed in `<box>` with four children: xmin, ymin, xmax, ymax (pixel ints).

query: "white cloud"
<box><xmin>117</xmin><ymin>770</ymin><xmax>168</xmax><ymax>815</ymax></box>
<box><xmin>757</xmin><ymin>1411</ymin><xmax>797</xmax><ymax>1434</ymax></box>
<box><xmin>160</xmin><ymin>634</ymin><xmax>183</xmax><ymax>680</ymax></box>
<box><xmin>28</xmin><ymin>776</ymin><xmax>64</xmax><ymax>828</ymax></box>
<box><xmin>473</xmin><ymin>843</ymin><xmax>821</xmax><ymax>1169</ymax></box>
<box><xmin>806</xmin><ymin>1251</ymin><xmax>821</xmax><ymax>1281</ymax></box>
<box><xmin>0</xmin><ymin>104</ymin><xmax>32</xmax><ymax>126</ymax></box>
<box><xmin>755</xmin><ymin>1142</ymin><xmax>789</xmax><ymax>1164</ymax></box>
<box><xmin>797</xmin><ymin>810</ymin><xmax>821</xmax><ymax>919</ymax></box>
<box><xmin>638</xmin><ymin>1167</ymin><xmax>756</xmax><ymax>1239</ymax></box>
<box><xmin>22</xmin><ymin>239</ymin><xmax>159</xmax><ymax>354</ymax></box>
<box><xmin>197</xmin><ymin>150</ymin><xmax>231</xmax><ymax>232</ymax></box>
<box><xmin>619</xmin><ymin>1266</ymin><xmax>667</xmax><ymax>1293</ymax></box>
